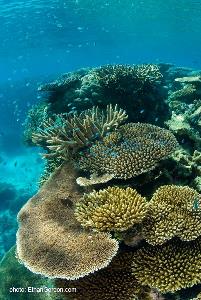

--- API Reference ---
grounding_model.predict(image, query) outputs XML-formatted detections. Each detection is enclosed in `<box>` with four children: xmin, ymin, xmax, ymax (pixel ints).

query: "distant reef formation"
<box><xmin>2</xmin><ymin>63</ymin><xmax>201</xmax><ymax>300</ymax></box>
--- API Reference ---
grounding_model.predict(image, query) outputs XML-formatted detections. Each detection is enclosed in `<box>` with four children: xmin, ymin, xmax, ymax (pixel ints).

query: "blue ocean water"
<box><xmin>0</xmin><ymin>0</ymin><xmax>201</xmax><ymax>282</ymax></box>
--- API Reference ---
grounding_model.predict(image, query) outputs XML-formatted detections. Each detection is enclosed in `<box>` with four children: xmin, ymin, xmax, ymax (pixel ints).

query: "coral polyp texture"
<box><xmin>16</xmin><ymin>163</ymin><xmax>119</xmax><ymax>280</ymax></box>
<box><xmin>56</xmin><ymin>252</ymin><xmax>158</xmax><ymax>300</ymax></box>
<box><xmin>32</xmin><ymin>104</ymin><xmax>127</xmax><ymax>160</ymax></box>
<box><xmin>132</xmin><ymin>238</ymin><xmax>201</xmax><ymax>293</ymax></box>
<box><xmin>56</xmin><ymin>252</ymin><xmax>138</xmax><ymax>300</ymax></box>
<box><xmin>78</xmin><ymin>122</ymin><xmax>178</xmax><ymax>180</ymax></box>
<box><xmin>75</xmin><ymin>187</ymin><xmax>148</xmax><ymax>232</ymax></box>
<box><xmin>142</xmin><ymin>185</ymin><xmax>201</xmax><ymax>245</ymax></box>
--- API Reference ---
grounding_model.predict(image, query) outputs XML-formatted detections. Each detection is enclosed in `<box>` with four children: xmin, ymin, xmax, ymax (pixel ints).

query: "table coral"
<box><xmin>16</xmin><ymin>163</ymin><xmax>118</xmax><ymax>280</ymax></box>
<box><xmin>78</xmin><ymin>122</ymin><xmax>178</xmax><ymax>181</ymax></box>
<box><xmin>75</xmin><ymin>186</ymin><xmax>148</xmax><ymax>232</ymax></box>
<box><xmin>56</xmin><ymin>252</ymin><xmax>153</xmax><ymax>300</ymax></box>
<box><xmin>132</xmin><ymin>238</ymin><xmax>201</xmax><ymax>293</ymax></box>
<box><xmin>142</xmin><ymin>185</ymin><xmax>201</xmax><ymax>245</ymax></box>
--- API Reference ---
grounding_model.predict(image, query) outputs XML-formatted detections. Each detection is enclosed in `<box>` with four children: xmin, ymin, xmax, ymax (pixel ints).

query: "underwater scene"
<box><xmin>1</xmin><ymin>0</ymin><xmax>201</xmax><ymax>299</ymax></box>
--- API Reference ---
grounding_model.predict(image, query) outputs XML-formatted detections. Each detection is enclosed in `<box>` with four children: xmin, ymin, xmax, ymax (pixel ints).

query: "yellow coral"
<box><xmin>75</xmin><ymin>187</ymin><xmax>148</xmax><ymax>232</ymax></box>
<box><xmin>132</xmin><ymin>238</ymin><xmax>201</xmax><ymax>293</ymax></box>
<box><xmin>78</xmin><ymin>123</ymin><xmax>178</xmax><ymax>180</ymax></box>
<box><xmin>142</xmin><ymin>185</ymin><xmax>201</xmax><ymax>245</ymax></box>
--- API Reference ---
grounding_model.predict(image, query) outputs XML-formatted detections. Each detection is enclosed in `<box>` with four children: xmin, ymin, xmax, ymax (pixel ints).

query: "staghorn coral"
<box><xmin>78</xmin><ymin>122</ymin><xmax>178</xmax><ymax>181</ymax></box>
<box><xmin>132</xmin><ymin>238</ymin><xmax>201</xmax><ymax>293</ymax></box>
<box><xmin>16</xmin><ymin>163</ymin><xmax>119</xmax><ymax>280</ymax></box>
<box><xmin>93</xmin><ymin>64</ymin><xmax>162</xmax><ymax>87</ymax></box>
<box><xmin>56</xmin><ymin>251</ymin><xmax>155</xmax><ymax>300</ymax></box>
<box><xmin>75</xmin><ymin>187</ymin><xmax>148</xmax><ymax>232</ymax></box>
<box><xmin>142</xmin><ymin>185</ymin><xmax>201</xmax><ymax>245</ymax></box>
<box><xmin>32</xmin><ymin>104</ymin><xmax>127</xmax><ymax>160</ymax></box>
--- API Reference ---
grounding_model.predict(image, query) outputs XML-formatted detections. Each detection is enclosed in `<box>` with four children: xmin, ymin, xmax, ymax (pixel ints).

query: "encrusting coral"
<box><xmin>132</xmin><ymin>238</ymin><xmax>201</xmax><ymax>293</ymax></box>
<box><xmin>78</xmin><ymin>122</ymin><xmax>178</xmax><ymax>181</ymax></box>
<box><xmin>32</xmin><ymin>104</ymin><xmax>127</xmax><ymax>160</ymax></box>
<box><xmin>142</xmin><ymin>185</ymin><xmax>201</xmax><ymax>245</ymax></box>
<box><xmin>16</xmin><ymin>163</ymin><xmax>119</xmax><ymax>280</ymax></box>
<box><xmin>75</xmin><ymin>187</ymin><xmax>148</xmax><ymax>232</ymax></box>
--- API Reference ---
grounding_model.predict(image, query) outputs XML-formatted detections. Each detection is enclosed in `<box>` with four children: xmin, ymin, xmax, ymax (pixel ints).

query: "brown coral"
<box><xmin>75</xmin><ymin>187</ymin><xmax>148</xmax><ymax>232</ymax></box>
<box><xmin>16</xmin><ymin>163</ymin><xmax>118</xmax><ymax>280</ymax></box>
<box><xmin>56</xmin><ymin>251</ymin><xmax>150</xmax><ymax>300</ymax></box>
<box><xmin>78</xmin><ymin>122</ymin><xmax>178</xmax><ymax>180</ymax></box>
<box><xmin>32</xmin><ymin>104</ymin><xmax>127</xmax><ymax>160</ymax></box>
<box><xmin>142</xmin><ymin>185</ymin><xmax>201</xmax><ymax>245</ymax></box>
<box><xmin>132</xmin><ymin>238</ymin><xmax>201</xmax><ymax>293</ymax></box>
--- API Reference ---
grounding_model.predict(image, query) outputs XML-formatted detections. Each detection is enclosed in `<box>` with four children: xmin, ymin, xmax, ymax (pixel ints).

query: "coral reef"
<box><xmin>75</xmin><ymin>186</ymin><xmax>148</xmax><ymax>232</ymax></box>
<box><xmin>56</xmin><ymin>252</ymin><xmax>143</xmax><ymax>300</ymax></box>
<box><xmin>78</xmin><ymin>122</ymin><xmax>178</xmax><ymax>181</ymax></box>
<box><xmin>16</xmin><ymin>63</ymin><xmax>201</xmax><ymax>300</ymax></box>
<box><xmin>23</xmin><ymin>102</ymin><xmax>50</xmax><ymax>146</ymax></box>
<box><xmin>132</xmin><ymin>238</ymin><xmax>201</xmax><ymax>293</ymax></box>
<box><xmin>142</xmin><ymin>185</ymin><xmax>201</xmax><ymax>245</ymax></box>
<box><xmin>16</xmin><ymin>163</ymin><xmax>118</xmax><ymax>280</ymax></box>
<box><xmin>34</xmin><ymin>64</ymin><xmax>169</xmax><ymax>126</ymax></box>
<box><xmin>166</xmin><ymin>99</ymin><xmax>201</xmax><ymax>150</ymax></box>
<box><xmin>32</xmin><ymin>104</ymin><xmax>127</xmax><ymax>160</ymax></box>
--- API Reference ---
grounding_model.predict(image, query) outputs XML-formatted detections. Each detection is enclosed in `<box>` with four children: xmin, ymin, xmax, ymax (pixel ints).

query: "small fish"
<box><xmin>14</xmin><ymin>161</ymin><xmax>18</xmax><ymax>167</ymax></box>
<box><xmin>193</xmin><ymin>198</ymin><xmax>200</xmax><ymax>210</ymax></box>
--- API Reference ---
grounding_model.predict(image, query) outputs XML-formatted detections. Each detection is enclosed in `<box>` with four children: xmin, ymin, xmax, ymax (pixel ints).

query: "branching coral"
<box><xmin>38</xmin><ymin>71</ymin><xmax>83</xmax><ymax>92</ymax></box>
<box><xmin>75</xmin><ymin>187</ymin><xmax>148</xmax><ymax>232</ymax></box>
<box><xmin>93</xmin><ymin>64</ymin><xmax>162</xmax><ymax>87</ymax></box>
<box><xmin>132</xmin><ymin>238</ymin><xmax>201</xmax><ymax>293</ymax></box>
<box><xmin>142</xmin><ymin>185</ymin><xmax>201</xmax><ymax>245</ymax></box>
<box><xmin>23</xmin><ymin>102</ymin><xmax>50</xmax><ymax>146</ymax></box>
<box><xmin>78</xmin><ymin>123</ymin><xmax>178</xmax><ymax>181</ymax></box>
<box><xmin>16</xmin><ymin>163</ymin><xmax>119</xmax><ymax>280</ymax></box>
<box><xmin>32</xmin><ymin>104</ymin><xmax>127</xmax><ymax>160</ymax></box>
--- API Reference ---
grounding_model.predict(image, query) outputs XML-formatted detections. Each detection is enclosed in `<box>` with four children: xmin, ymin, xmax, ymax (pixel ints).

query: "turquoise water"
<box><xmin>1</xmin><ymin>1</ymin><xmax>201</xmax><ymax>298</ymax></box>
